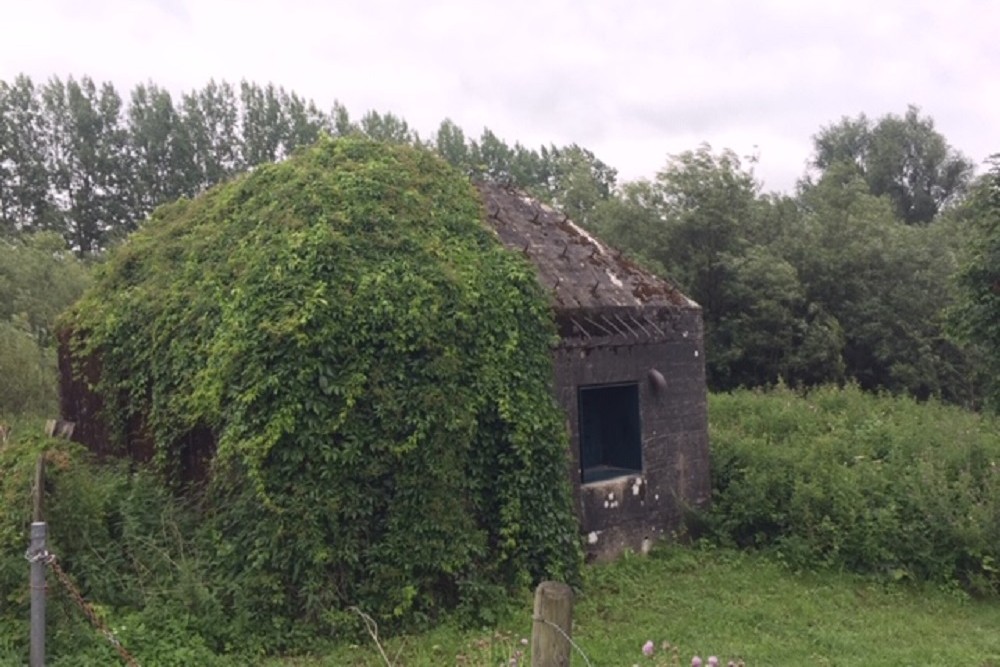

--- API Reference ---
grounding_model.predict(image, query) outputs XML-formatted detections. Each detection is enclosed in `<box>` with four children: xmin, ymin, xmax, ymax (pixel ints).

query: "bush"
<box><xmin>59</xmin><ymin>137</ymin><xmax>582</xmax><ymax>647</ymax></box>
<box><xmin>0</xmin><ymin>232</ymin><xmax>90</xmax><ymax>417</ymax></box>
<box><xmin>0</xmin><ymin>318</ymin><xmax>57</xmax><ymax>416</ymax></box>
<box><xmin>708</xmin><ymin>384</ymin><xmax>1000</xmax><ymax>593</ymax></box>
<box><xmin>0</xmin><ymin>432</ymin><xmax>237</xmax><ymax>665</ymax></box>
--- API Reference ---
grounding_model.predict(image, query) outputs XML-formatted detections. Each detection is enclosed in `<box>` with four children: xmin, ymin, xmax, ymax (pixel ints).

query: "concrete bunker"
<box><xmin>57</xmin><ymin>163</ymin><xmax>710</xmax><ymax>565</ymax></box>
<box><xmin>479</xmin><ymin>182</ymin><xmax>711</xmax><ymax>560</ymax></box>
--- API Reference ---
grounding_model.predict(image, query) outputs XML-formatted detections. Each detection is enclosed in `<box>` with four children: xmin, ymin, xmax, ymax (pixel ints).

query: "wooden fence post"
<box><xmin>531</xmin><ymin>580</ymin><xmax>573</xmax><ymax>667</ymax></box>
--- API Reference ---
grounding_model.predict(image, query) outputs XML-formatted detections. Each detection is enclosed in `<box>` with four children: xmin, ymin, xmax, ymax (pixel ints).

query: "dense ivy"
<box><xmin>62</xmin><ymin>137</ymin><xmax>581</xmax><ymax>641</ymax></box>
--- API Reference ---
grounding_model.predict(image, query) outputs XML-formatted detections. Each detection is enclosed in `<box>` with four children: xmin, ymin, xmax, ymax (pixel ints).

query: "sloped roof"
<box><xmin>477</xmin><ymin>182</ymin><xmax>698</xmax><ymax>312</ymax></box>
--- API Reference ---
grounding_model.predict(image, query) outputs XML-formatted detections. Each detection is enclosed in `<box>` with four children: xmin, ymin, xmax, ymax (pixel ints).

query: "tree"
<box><xmin>42</xmin><ymin>76</ymin><xmax>132</xmax><ymax>255</ymax></box>
<box><xmin>588</xmin><ymin>178</ymin><xmax>666</xmax><ymax>269</ymax></box>
<box><xmin>239</xmin><ymin>81</ymin><xmax>285</xmax><ymax>166</ymax></box>
<box><xmin>533</xmin><ymin>144</ymin><xmax>617</xmax><ymax>226</ymax></box>
<box><xmin>793</xmin><ymin>163</ymin><xmax>971</xmax><ymax>400</ymax></box>
<box><xmin>128</xmin><ymin>82</ymin><xmax>197</xmax><ymax>218</ymax></box>
<box><xmin>713</xmin><ymin>246</ymin><xmax>845</xmax><ymax>388</ymax></box>
<box><xmin>952</xmin><ymin>157</ymin><xmax>1000</xmax><ymax>409</ymax></box>
<box><xmin>591</xmin><ymin>145</ymin><xmax>843</xmax><ymax>389</ymax></box>
<box><xmin>330</xmin><ymin>100</ymin><xmax>356</xmax><ymax>136</ymax></box>
<box><xmin>810</xmin><ymin>105</ymin><xmax>973</xmax><ymax>224</ymax></box>
<box><xmin>648</xmin><ymin>146</ymin><xmax>760</xmax><ymax>321</ymax></box>
<box><xmin>0</xmin><ymin>76</ymin><xmax>55</xmax><ymax>236</ymax></box>
<box><xmin>180</xmin><ymin>80</ymin><xmax>243</xmax><ymax>190</ymax></box>
<box><xmin>277</xmin><ymin>88</ymin><xmax>329</xmax><ymax>156</ymax></box>
<box><xmin>468</xmin><ymin>128</ymin><xmax>515</xmax><ymax>182</ymax></box>
<box><xmin>433</xmin><ymin>118</ymin><xmax>471</xmax><ymax>171</ymax></box>
<box><xmin>359</xmin><ymin>109</ymin><xmax>416</xmax><ymax>144</ymax></box>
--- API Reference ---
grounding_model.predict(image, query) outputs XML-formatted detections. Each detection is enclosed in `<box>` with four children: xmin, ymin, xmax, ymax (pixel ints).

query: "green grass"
<box><xmin>267</xmin><ymin>546</ymin><xmax>1000</xmax><ymax>666</ymax></box>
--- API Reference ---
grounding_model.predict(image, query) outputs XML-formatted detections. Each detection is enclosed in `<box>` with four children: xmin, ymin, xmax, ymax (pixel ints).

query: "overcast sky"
<box><xmin>2</xmin><ymin>0</ymin><xmax>997</xmax><ymax>193</ymax></box>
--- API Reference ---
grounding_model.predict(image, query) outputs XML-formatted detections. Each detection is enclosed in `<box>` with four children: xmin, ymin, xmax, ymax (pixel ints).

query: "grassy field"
<box><xmin>269</xmin><ymin>545</ymin><xmax>1000</xmax><ymax>666</ymax></box>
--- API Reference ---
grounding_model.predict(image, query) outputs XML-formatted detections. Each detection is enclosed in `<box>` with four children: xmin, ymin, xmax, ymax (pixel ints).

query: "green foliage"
<box><xmin>952</xmin><ymin>156</ymin><xmax>1000</xmax><ymax>411</ymax></box>
<box><xmin>792</xmin><ymin>164</ymin><xmax>972</xmax><ymax>402</ymax></box>
<box><xmin>0</xmin><ymin>232</ymin><xmax>89</xmax><ymax>416</ymax></box>
<box><xmin>42</xmin><ymin>76</ymin><xmax>133</xmax><ymax>254</ymax></box>
<box><xmin>128</xmin><ymin>81</ymin><xmax>200</xmax><ymax>217</ymax></box>
<box><xmin>592</xmin><ymin>144</ymin><xmax>978</xmax><ymax>403</ymax></box>
<box><xmin>2</xmin><ymin>69</ymin><xmax>985</xmax><ymax>404</ymax></box>
<box><xmin>0</xmin><ymin>431</ymin><xmax>239</xmax><ymax>665</ymax></box>
<box><xmin>0</xmin><ymin>319</ymin><xmax>56</xmax><ymax>416</ymax></box>
<box><xmin>708</xmin><ymin>384</ymin><xmax>1000</xmax><ymax>593</ymax></box>
<box><xmin>592</xmin><ymin>146</ymin><xmax>847</xmax><ymax>391</ymax></box>
<box><xmin>61</xmin><ymin>137</ymin><xmax>581</xmax><ymax>646</ymax></box>
<box><xmin>810</xmin><ymin>105</ymin><xmax>974</xmax><ymax>224</ymax></box>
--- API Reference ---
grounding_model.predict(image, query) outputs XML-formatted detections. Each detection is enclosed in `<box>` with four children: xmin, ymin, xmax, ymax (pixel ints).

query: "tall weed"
<box><xmin>708</xmin><ymin>384</ymin><xmax>1000</xmax><ymax>593</ymax></box>
<box><xmin>0</xmin><ymin>434</ymin><xmax>232</xmax><ymax>665</ymax></box>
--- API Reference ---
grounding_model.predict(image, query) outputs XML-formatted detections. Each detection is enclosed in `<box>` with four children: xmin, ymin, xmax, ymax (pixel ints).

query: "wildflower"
<box><xmin>708</xmin><ymin>657</ymin><xmax>719</xmax><ymax>666</ymax></box>
<box><xmin>692</xmin><ymin>657</ymin><xmax>703</xmax><ymax>667</ymax></box>
<box><xmin>643</xmin><ymin>640</ymin><xmax>655</xmax><ymax>657</ymax></box>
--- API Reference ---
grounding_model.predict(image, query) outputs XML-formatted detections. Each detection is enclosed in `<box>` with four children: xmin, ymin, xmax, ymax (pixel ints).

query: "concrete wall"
<box><xmin>551</xmin><ymin>306</ymin><xmax>710</xmax><ymax>560</ymax></box>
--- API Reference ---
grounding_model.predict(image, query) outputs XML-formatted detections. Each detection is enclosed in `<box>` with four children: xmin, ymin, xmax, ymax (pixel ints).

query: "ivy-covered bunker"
<box><xmin>56</xmin><ymin>139</ymin><xmax>585</xmax><ymax>628</ymax></box>
<box><xmin>58</xmin><ymin>139</ymin><xmax>708</xmax><ymax>615</ymax></box>
<box><xmin>478</xmin><ymin>183</ymin><xmax>710</xmax><ymax>560</ymax></box>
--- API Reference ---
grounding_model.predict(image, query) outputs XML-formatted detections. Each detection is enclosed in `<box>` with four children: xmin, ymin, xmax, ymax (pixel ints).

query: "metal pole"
<box><xmin>30</xmin><ymin>521</ymin><xmax>46</xmax><ymax>667</ymax></box>
<box><xmin>33</xmin><ymin>455</ymin><xmax>45</xmax><ymax>522</ymax></box>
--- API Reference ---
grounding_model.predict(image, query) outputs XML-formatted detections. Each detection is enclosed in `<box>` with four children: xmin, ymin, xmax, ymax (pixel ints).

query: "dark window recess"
<box><xmin>578</xmin><ymin>383</ymin><xmax>642</xmax><ymax>484</ymax></box>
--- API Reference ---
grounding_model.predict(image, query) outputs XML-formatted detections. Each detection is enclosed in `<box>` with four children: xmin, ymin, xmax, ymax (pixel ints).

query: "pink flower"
<box><xmin>692</xmin><ymin>657</ymin><xmax>703</xmax><ymax>667</ymax></box>
<box><xmin>642</xmin><ymin>640</ymin><xmax>655</xmax><ymax>656</ymax></box>
<box><xmin>708</xmin><ymin>657</ymin><xmax>719</xmax><ymax>667</ymax></box>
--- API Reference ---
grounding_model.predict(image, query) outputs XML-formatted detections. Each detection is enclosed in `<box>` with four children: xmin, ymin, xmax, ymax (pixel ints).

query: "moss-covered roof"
<box><xmin>478</xmin><ymin>181</ymin><xmax>697</xmax><ymax>311</ymax></box>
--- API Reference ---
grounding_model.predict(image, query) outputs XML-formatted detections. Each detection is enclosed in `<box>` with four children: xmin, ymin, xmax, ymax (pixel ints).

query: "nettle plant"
<box><xmin>63</xmin><ymin>137</ymin><xmax>582</xmax><ymax>642</ymax></box>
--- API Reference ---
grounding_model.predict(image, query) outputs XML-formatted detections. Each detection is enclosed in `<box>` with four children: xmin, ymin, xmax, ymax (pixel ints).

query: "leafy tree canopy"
<box><xmin>952</xmin><ymin>156</ymin><xmax>1000</xmax><ymax>410</ymax></box>
<box><xmin>810</xmin><ymin>105</ymin><xmax>973</xmax><ymax>224</ymax></box>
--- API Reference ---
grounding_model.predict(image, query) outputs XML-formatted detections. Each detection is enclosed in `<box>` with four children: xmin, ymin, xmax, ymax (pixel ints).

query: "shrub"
<box><xmin>0</xmin><ymin>433</ymin><xmax>235</xmax><ymax>664</ymax></box>
<box><xmin>0</xmin><ymin>232</ymin><xmax>89</xmax><ymax>417</ymax></box>
<box><xmin>0</xmin><ymin>318</ymin><xmax>57</xmax><ymax>416</ymax></box>
<box><xmin>708</xmin><ymin>384</ymin><xmax>1000</xmax><ymax>593</ymax></box>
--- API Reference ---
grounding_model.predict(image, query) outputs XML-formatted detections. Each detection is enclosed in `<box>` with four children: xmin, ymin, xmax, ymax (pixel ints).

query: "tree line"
<box><xmin>1</xmin><ymin>73</ymin><xmax>997</xmax><ymax>411</ymax></box>
<box><xmin>0</xmin><ymin>74</ymin><xmax>616</xmax><ymax>256</ymax></box>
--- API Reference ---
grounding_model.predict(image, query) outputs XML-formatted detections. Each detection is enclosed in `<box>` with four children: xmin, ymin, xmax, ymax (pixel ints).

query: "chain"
<box><xmin>25</xmin><ymin>548</ymin><xmax>140</xmax><ymax>667</ymax></box>
<box><xmin>531</xmin><ymin>615</ymin><xmax>594</xmax><ymax>667</ymax></box>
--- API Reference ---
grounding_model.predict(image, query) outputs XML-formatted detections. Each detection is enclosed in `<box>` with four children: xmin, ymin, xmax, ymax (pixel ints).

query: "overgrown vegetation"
<box><xmin>3</xmin><ymin>69</ymin><xmax>1000</xmax><ymax>663</ymax></box>
<box><xmin>4</xmin><ymin>385</ymin><xmax>1000</xmax><ymax>663</ymax></box>
<box><xmin>0</xmin><ymin>232</ymin><xmax>90</xmax><ymax>417</ymax></box>
<box><xmin>0</xmin><ymin>433</ymin><xmax>240</xmax><ymax>666</ymax></box>
<box><xmin>8</xmin><ymin>441</ymin><xmax>1000</xmax><ymax>667</ymax></box>
<box><xmin>708</xmin><ymin>384</ymin><xmax>1000</xmax><ymax>593</ymax></box>
<box><xmin>952</xmin><ymin>155</ymin><xmax>1000</xmax><ymax>410</ymax></box>
<box><xmin>56</xmin><ymin>137</ymin><xmax>581</xmax><ymax>651</ymax></box>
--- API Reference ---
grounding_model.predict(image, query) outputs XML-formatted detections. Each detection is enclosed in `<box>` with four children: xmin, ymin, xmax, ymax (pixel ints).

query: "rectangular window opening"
<box><xmin>578</xmin><ymin>383</ymin><xmax>642</xmax><ymax>484</ymax></box>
